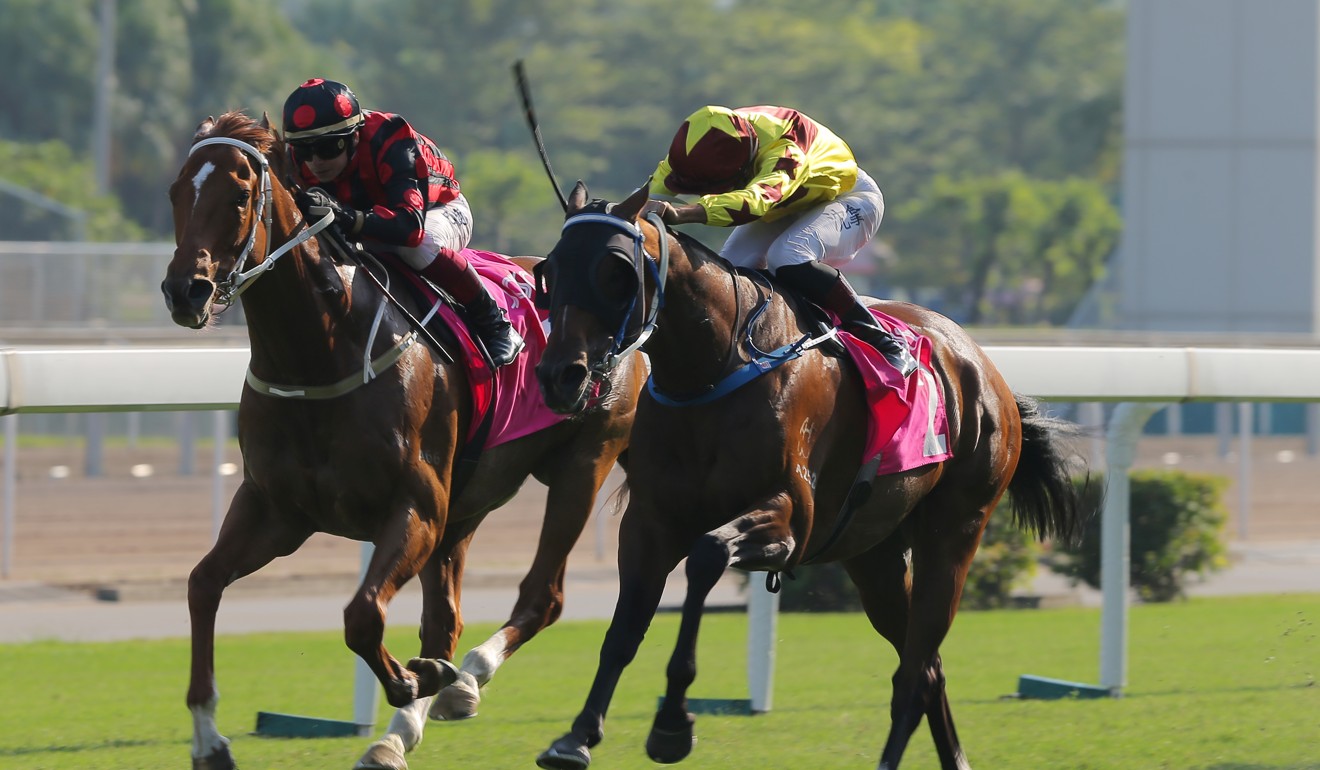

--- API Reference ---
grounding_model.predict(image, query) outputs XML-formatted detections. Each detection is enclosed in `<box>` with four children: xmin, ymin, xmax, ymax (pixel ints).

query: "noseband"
<box><xmin>187</xmin><ymin>136</ymin><xmax>332</xmax><ymax>305</ymax></box>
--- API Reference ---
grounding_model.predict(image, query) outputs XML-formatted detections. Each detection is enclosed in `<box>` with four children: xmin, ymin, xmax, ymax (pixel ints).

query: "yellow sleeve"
<box><xmin>696</xmin><ymin>137</ymin><xmax>807</xmax><ymax>227</ymax></box>
<box><xmin>650</xmin><ymin>159</ymin><xmax>680</xmax><ymax>197</ymax></box>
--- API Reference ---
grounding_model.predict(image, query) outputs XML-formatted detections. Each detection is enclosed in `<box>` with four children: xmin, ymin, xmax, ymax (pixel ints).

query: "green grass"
<box><xmin>1</xmin><ymin>595</ymin><xmax>1317</xmax><ymax>769</ymax></box>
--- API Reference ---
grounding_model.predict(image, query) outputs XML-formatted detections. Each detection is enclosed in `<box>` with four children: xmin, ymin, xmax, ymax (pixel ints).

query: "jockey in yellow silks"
<box><xmin>648</xmin><ymin>105</ymin><xmax>916</xmax><ymax>377</ymax></box>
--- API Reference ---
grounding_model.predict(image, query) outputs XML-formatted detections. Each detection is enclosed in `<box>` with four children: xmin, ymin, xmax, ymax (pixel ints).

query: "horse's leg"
<box><xmin>874</xmin><ymin>503</ymin><xmax>986</xmax><ymax>770</ymax></box>
<box><xmin>434</xmin><ymin>444</ymin><xmax>624</xmax><ymax>721</ymax></box>
<box><xmin>647</xmin><ymin>502</ymin><xmax>797</xmax><ymax>765</ymax></box>
<box><xmin>188</xmin><ymin>482</ymin><xmax>312</xmax><ymax>770</ymax></box>
<box><xmin>354</xmin><ymin>522</ymin><xmax>479</xmax><ymax>770</ymax></box>
<box><xmin>537</xmin><ymin>513</ymin><xmax>683</xmax><ymax>770</ymax></box>
<box><xmin>344</xmin><ymin>498</ymin><xmax>458</xmax><ymax>711</ymax></box>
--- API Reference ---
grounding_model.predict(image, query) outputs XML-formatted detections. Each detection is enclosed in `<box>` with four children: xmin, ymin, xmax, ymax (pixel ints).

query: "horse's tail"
<box><xmin>1006</xmin><ymin>394</ymin><xmax>1091</xmax><ymax>545</ymax></box>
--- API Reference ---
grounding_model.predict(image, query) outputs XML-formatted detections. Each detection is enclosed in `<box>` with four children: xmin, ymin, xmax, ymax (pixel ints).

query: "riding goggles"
<box><xmin>290</xmin><ymin>135</ymin><xmax>350</xmax><ymax>162</ymax></box>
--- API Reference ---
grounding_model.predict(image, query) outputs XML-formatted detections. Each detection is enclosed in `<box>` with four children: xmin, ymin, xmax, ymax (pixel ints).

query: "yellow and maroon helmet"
<box><xmin>663</xmin><ymin>106</ymin><xmax>760</xmax><ymax>195</ymax></box>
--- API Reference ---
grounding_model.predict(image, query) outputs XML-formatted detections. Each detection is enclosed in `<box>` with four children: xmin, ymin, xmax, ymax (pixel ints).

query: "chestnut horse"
<box><xmin>532</xmin><ymin>183</ymin><xmax>1086</xmax><ymax>770</ymax></box>
<box><xmin>162</xmin><ymin>113</ymin><xmax>643</xmax><ymax>770</ymax></box>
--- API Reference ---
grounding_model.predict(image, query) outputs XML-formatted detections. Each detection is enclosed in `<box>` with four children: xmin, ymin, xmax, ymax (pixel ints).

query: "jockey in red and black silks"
<box><xmin>294</xmin><ymin>110</ymin><xmax>462</xmax><ymax>251</ymax></box>
<box><xmin>282</xmin><ymin>78</ymin><xmax>525</xmax><ymax>367</ymax></box>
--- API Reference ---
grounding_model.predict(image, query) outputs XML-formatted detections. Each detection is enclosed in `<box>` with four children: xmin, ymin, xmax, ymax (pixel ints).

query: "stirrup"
<box><xmin>481</xmin><ymin>324</ymin><xmax>525</xmax><ymax>368</ymax></box>
<box><xmin>883</xmin><ymin>345</ymin><xmax>918</xmax><ymax>378</ymax></box>
<box><xmin>845</xmin><ymin>323</ymin><xmax>918</xmax><ymax>378</ymax></box>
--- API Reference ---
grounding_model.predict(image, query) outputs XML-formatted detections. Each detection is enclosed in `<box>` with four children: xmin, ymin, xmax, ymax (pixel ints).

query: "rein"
<box><xmin>647</xmin><ymin>265</ymin><xmax>838</xmax><ymax>407</ymax></box>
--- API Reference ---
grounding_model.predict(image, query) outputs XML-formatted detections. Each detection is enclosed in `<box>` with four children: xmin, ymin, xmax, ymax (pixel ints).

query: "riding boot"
<box><xmin>419</xmin><ymin>251</ymin><xmax>526</xmax><ymax>368</ymax></box>
<box><xmin>464</xmin><ymin>288</ymin><xmax>526</xmax><ymax>368</ymax></box>
<box><xmin>776</xmin><ymin>261</ymin><xmax>917</xmax><ymax>378</ymax></box>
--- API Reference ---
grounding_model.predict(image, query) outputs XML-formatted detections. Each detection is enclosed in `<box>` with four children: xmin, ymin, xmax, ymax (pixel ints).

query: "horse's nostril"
<box><xmin>186</xmin><ymin>279</ymin><xmax>214</xmax><ymax>303</ymax></box>
<box><xmin>558</xmin><ymin>363</ymin><xmax>588</xmax><ymax>389</ymax></box>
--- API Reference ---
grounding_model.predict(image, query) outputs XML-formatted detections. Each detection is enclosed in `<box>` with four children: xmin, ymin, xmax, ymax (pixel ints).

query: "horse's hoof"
<box><xmin>407</xmin><ymin>657</ymin><xmax>460</xmax><ymax>698</ymax></box>
<box><xmin>429</xmin><ymin>670</ymin><xmax>481</xmax><ymax>720</ymax></box>
<box><xmin>645</xmin><ymin>712</ymin><xmax>695</xmax><ymax>764</ymax></box>
<box><xmin>192</xmin><ymin>745</ymin><xmax>237</xmax><ymax>770</ymax></box>
<box><xmin>354</xmin><ymin>734</ymin><xmax>407</xmax><ymax>770</ymax></box>
<box><xmin>537</xmin><ymin>736</ymin><xmax>592</xmax><ymax>770</ymax></box>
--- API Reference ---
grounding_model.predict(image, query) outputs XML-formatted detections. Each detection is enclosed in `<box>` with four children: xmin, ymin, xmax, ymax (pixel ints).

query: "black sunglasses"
<box><xmin>291</xmin><ymin>136</ymin><xmax>348</xmax><ymax>162</ymax></box>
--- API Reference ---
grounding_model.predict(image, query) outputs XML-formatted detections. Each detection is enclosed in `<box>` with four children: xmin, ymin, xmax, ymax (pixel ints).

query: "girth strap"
<box><xmin>244</xmin><ymin>331</ymin><xmax>420</xmax><ymax>399</ymax></box>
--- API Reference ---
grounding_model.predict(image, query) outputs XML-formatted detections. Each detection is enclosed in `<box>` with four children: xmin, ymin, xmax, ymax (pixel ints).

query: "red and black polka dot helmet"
<box><xmin>282</xmin><ymin>78</ymin><xmax>364</xmax><ymax>141</ymax></box>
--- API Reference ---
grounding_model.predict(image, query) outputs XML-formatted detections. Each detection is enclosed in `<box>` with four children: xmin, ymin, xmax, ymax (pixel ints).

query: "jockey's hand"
<box><xmin>297</xmin><ymin>187</ymin><xmax>364</xmax><ymax>236</ymax></box>
<box><xmin>642</xmin><ymin>200</ymin><xmax>706</xmax><ymax>226</ymax></box>
<box><xmin>639</xmin><ymin>199</ymin><xmax>670</xmax><ymax>221</ymax></box>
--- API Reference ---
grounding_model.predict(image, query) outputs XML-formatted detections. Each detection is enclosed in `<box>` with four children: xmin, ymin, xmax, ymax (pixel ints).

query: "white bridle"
<box><xmin>187</xmin><ymin>136</ymin><xmax>333</xmax><ymax>304</ymax></box>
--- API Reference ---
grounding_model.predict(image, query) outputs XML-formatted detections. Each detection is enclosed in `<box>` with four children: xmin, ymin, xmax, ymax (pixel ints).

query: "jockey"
<box><xmin>281</xmin><ymin>78</ymin><xmax>524</xmax><ymax>367</ymax></box>
<box><xmin>648</xmin><ymin>105</ymin><xmax>917</xmax><ymax>377</ymax></box>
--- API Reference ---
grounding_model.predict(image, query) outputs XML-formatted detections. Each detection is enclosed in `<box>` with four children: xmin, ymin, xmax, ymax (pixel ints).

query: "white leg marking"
<box><xmin>428</xmin><ymin>633</ymin><xmax>510</xmax><ymax>721</ymax></box>
<box><xmin>461</xmin><ymin>635</ymin><xmax>509</xmax><ymax>686</ymax></box>
<box><xmin>190</xmin><ymin>693</ymin><xmax>229</xmax><ymax>759</ymax></box>
<box><xmin>382</xmin><ymin>695</ymin><xmax>433</xmax><ymax>752</ymax></box>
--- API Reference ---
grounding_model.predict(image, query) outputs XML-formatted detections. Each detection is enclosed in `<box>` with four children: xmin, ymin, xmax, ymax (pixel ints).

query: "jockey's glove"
<box><xmin>297</xmin><ymin>186</ymin><xmax>365</xmax><ymax>237</ymax></box>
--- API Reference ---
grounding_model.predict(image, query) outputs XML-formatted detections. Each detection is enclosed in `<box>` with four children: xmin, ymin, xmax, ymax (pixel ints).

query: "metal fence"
<box><xmin>0</xmin><ymin>241</ymin><xmax>181</xmax><ymax>327</ymax></box>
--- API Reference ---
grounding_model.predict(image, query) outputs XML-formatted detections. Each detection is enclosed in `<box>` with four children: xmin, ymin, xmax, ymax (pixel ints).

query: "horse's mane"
<box><xmin>196</xmin><ymin>111</ymin><xmax>277</xmax><ymax>153</ymax></box>
<box><xmin>670</xmin><ymin>228</ymin><xmax>725</xmax><ymax>265</ymax></box>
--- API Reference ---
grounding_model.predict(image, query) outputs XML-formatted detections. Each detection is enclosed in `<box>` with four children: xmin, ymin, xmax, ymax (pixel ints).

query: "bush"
<box><xmin>1052</xmin><ymin>470</ymin><xmax>1229</xmax><ymax>602</ymax></box>
<box><xmin>773</xmin><ymin>561</ymin><xmax>864</xmax><ymax>613</ymax></box>
<box><xmin>765</xmin><ymin>496</ymin><xmax>1040</xmax><ymax>613</ymax></box>
<box><xmin>961</xmin><ymin>500</ymin><xmax>1041</xmax><ymax>609</ymax></box>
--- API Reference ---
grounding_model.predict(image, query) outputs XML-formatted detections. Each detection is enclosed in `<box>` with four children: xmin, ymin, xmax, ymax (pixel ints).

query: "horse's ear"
<box><xmin>567</xmin><ymin>180</ymin><xmax>589</xmax><ymax>215</ymax></box>
<box><xmin>612</xmin><ymin>180</ymin><xmax>650</xmax><ymax>223</ymax></box>
<box><xmin>194</xmin><ymin>116</ymin><xmax>215</xmax><ymax>140</ymax></box>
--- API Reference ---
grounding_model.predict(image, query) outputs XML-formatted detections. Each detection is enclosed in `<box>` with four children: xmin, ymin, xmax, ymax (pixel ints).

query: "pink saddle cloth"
<box><xmin>837</xmin><ymin>309</ymin><xmax>952</xmax><ymax>476</ymax></box>
<box><xmin>392</xmin><ymin>248</ymin><xmax>566</xmax><ymax>449</ymax></box>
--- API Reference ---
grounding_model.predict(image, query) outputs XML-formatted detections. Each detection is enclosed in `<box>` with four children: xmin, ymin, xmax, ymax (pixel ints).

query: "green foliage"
<box><xmin>0</xmin><ymin>139</ymin><xmax>146</xmax><ymax>240</ymax></box>
<box><xmin>458</xmin><ymin>148</ymin><xmax>565</xmax><ymax>255</ymax></box>
<box><xmin>768</xmin><ymin>494</ymin><xmax>1040</xmax><ymax>612</ymax></box>
<box><xmin>893</xmin><ymin>172</ymin><xmax>1119</xmax><ymax>324</ymax></box>
<box><xmin>2</xmin><ymin>0</ymin><xmax>1126</xmax><ymax>288</ymax></box>
<box><xmin>774</xmin><ymin>561</ymin><xmax>865</xmax><ymax>613</ymax></box>
<box><xmin>961</xmin><ymin>499</ymin><xmax>1041</xmax><ymax>609</ymax></box>
<box><xmin>1053</xmin><ymin>470</ymin><xmax>1231</xmax><ymax>602</ymax></box>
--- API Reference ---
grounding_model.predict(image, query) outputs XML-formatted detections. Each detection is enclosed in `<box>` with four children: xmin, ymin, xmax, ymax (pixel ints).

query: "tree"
<box><xmin>0</xmin><ymin>139</ymin><xmax>146</xmax><ymax>241</ymax></box>
<box><xmin>893</xmin><ymin>172</ymin><xmax>1118</xmax><ymax>324</ymax></box>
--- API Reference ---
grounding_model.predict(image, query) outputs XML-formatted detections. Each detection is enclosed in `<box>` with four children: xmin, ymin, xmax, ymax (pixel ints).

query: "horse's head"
<box><xmin>162</xmin><ymin>111</ymin><xmax>293</xmax><ymax>328</ymax></box>
<box><xmin>535</xmin><ymin>180</ymin><xmax>658</xmax><ymax>414</ymax></box>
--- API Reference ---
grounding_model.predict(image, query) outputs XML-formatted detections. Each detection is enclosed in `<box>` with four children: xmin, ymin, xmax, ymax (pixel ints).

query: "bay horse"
<box><xmin>161</xmin><ymin>113</ymin><xmax>643</xmax><ymax>770</ymax></box>
<box><xmin>532</xmin><ymin>182</ymin><xmax>1086</xmax><ymax>770</ymax></box>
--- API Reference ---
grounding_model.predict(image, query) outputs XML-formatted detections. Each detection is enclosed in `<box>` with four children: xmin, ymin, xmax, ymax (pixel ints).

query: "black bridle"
<box><xmin>538</xmin><ymin>209</ymin><xmax>669</xmax><ymax>382</ymax></box>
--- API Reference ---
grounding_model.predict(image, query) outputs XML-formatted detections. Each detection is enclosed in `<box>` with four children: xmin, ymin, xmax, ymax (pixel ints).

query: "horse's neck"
<box><xmin>647</xmin><ymin>238</ymin><xmax>753</xmax><ymax>393</ymax></box>
<box><xmin>240</xmin><ymin>198</ymin><xmax>367</xmax><ymax>382</ymax></box>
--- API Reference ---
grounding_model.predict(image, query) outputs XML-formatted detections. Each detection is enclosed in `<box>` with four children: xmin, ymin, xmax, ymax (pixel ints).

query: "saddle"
<box><xmin>316</xmin><ymin>229</ymin><xmax>567</xmax><ymax>491</ymax></box>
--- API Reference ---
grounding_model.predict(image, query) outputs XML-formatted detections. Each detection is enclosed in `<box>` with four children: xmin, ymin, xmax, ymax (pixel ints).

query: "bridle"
<box><xmin>187</xmin><ymin>136</ymin><xmax>333</xmax><ymax>307</ymax></box>
<box><xmin>548</xmin><ymin>209</ymin><xmax>836</xmax><ymax>407</ymax></box>
<box><xmin>186</xmin><ymin>135</ymin><xmax>417</xmax><ymax>399</ymax></box>
<box><xmin>552</xmin><ymin>210</ymin><xmax>669</xmax><ymax>381</ymax></box>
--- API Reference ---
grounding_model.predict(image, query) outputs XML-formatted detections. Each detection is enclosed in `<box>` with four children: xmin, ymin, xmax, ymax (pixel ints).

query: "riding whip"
<box><xmin>512</xmin><ymin>59</ymin><xmax>569</xmax><ymax>213</ymax></box>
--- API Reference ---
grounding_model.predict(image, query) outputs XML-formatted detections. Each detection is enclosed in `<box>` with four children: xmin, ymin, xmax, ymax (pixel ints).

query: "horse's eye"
<box><xmin>235</xmin><ymin>189</ymin><xmax>251</xmax><ymax>207</ymax></box>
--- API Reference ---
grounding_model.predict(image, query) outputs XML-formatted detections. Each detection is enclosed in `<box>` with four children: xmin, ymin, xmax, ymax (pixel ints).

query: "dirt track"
<box><xmin>3</xmin><ymin>434</ymin><xmax>1319</xmax><ymax>592</ymax></box>
<box><xmin>4</xmin><ymin>442</ymin><xmax>626</xmax><ymax>590</ymax></box>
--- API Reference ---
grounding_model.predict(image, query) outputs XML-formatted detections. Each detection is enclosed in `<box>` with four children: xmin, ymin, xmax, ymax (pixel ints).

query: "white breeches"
<box><xmin>384</xmin><ymin>193</ymin><xmax>474</xmax><ymax>271</ymax></box>
<box><xmin>721</xmin><ymin>169</ymin><xmax>884</xmax><ymax>273</ymax></box>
